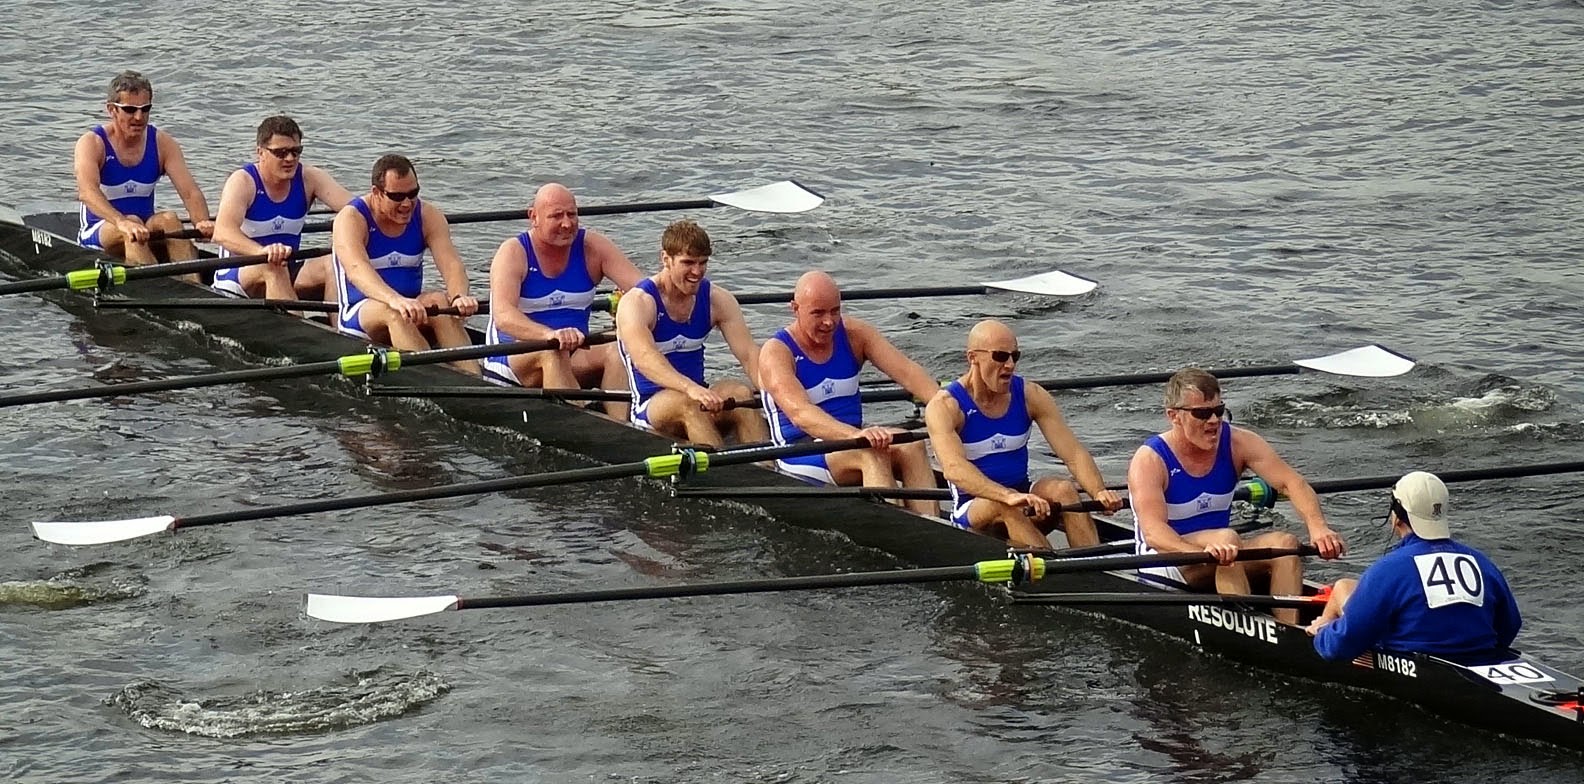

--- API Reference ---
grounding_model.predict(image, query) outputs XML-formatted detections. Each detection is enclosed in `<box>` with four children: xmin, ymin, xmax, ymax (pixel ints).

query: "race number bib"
<box><xmin>1413</xmin><ymin>553</ymin><xmax>1485</xmax><ymax>609</ymax></box>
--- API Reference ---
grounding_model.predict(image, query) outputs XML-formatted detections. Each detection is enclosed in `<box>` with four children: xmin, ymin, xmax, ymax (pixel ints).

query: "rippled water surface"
<box><xmin>2</xmin><ymin>1</ymin><xmax>1583</xmax><ymax>781</ymax></box>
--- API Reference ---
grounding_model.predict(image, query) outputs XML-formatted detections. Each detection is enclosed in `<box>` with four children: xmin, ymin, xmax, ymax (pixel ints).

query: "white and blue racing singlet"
<box><xmin>619</xmin><ymin>277</ymin><xmax>711</xmax><ymax>408</ymax></box>
<box><xmin>1133</xmin><ymin>421</ymin><xmax>1238</xmax><ymax>554</ymax></box>
<box><xmin>79</xmin><ymin>125</ymin><xmax>161</xmax><ymax>248</ymax></box>
<box><xmin>763</xmin><ymin>321</ymin><xmax>864</xmax><ymax>445</ymax></box>
<box><xmin>332</xmin><ymin>196</ymin><xmax>427</xmax><ymax>311</ymax></box>
<box><xmin>946</xmin><ymin>377</ymin><xmax>1033</xmax><ymax>515</ymax></box>
<box><xmin>482</xmin><ymin>229</ymin><xmax>597</xmax><ymax>383</ymax></box>
<box><xmin>213</xmin><ymin>164</ymin><xmax>310</xmax><ymax>295</ymax></box>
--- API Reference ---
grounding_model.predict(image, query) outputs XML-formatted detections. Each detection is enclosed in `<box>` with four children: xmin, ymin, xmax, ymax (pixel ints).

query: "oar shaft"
<box><xmin>94</xmin><ymin>297</ymin><xmax>341</xmax><ymax>313</ymax></box>
<box><xmin>0</xmin><ymin>337</ymin><xmax>580</xmax><ymax>408</ymax></box>
<box><xmin>1011</xmin><ymin>592</ymin><xmax>1317</xmax><ymax>608</ymax></box>
<box><xmin>859</xmin><ymin>363</ymin><xmax>1304</xmax><ymax>403</ymax></box>
<box><xmin>733</xmin><ymin>285</ymin><xmax>989</xmax><ymax>307</ymax></box>
<box><xmin>171</xmin><ymin>432</ymin><xmax>922</xmax><ymax>532</ymax></box>
<box><xmin>1309</xmin><ymin>460</ymin><xmax>1584</xmax><ymax>495</ymax></box>
<box><xmin>459</xmin><ymin>564</ymin><xmax>984</xmax><ymax>610</ymax></box>
<box><xmin>368</xmin><ymin>385</ymin><xmax>633</xmax><ymax>402</ymax></box>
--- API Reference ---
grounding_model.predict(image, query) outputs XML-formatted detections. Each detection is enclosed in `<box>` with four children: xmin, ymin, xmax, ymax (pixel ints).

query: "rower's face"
<box><xmin>791</xmin><ymin>294</ymin><xmax>842</xmax><ymax>346</ymax></box>
<box><xmin>967</xmin><ymin>337</ymin><xmax>1020</xmax><ymax>392</ymax></box>
<box><xmin>1170</xmin><ymin>388</ymin><xmax>1226</xmax><ymax>448</ymax></box>
<box><xmin>529</xmin><ymin>196</ymin><xmax>579</xmax><ymax>247</ymax></box>
<box><xmin>257</xmin><ymin>133</ymin><xmax>303</xmax><ymax>180</ymax></box>
<box><xmin>661</xmin><ymin>250</ymin><xmax>708</xmax><ymax>295</ymax></box>
<box><xmin>106</xmin><ymin>89</ymin><xmax>152</xmax><ymax>133</ymax></box>
<box><xmin>375</xmin><ymin>170</ymin><xmax>421</xmax><ymax>224</ymax></box>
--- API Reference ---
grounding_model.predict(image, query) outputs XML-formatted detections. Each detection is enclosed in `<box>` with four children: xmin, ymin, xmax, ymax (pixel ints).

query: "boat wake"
<box><xmin>0</xmin><ymin>562</ymin><xmax>146</xmax><ymax>609</ymax></box>
<box><xmin>1239</xmin><ymin>375</ymin><xmax>1564</xmax><ymax>432</ymax></box>
<box><xmin>106</xmin><ymin>667</ymin><xmax>450</xmax><ymax>738</ymax></box>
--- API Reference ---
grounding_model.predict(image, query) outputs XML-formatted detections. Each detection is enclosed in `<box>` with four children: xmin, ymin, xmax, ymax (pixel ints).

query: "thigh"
<box><xmin>639</xmin><ymin>389</ymin><xmax>694</xmax><ymax>437</ymax></box>
<box><xmin>344</xmin><ymin>299</ymin><xmax>395</xmax><ymax>343</ymax></box>
<box><xmin>293</xmin><ymin>255</ymin><xmax>333</xmax><ymax>299</ymax></box>
<box><xmin>822</xmin><ymin>448</ymin><xmax>875</xmax><ymax>486</ymax></box>
<box><xmin>569</xmin><ymin>343</ymin><xmax>611</xmax><ymax>386</ymax></box>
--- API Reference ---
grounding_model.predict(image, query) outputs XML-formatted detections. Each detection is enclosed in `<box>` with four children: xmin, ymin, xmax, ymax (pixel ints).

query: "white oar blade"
<box><xmin>709</xmin><ymin>181</ymin><xmax>824</xmax><ymax>213</ymax></box>
<box><xmin>31</xmin><ymin>515</ymin><xmax>177</xmax><ymax>545</ymax></box>
<box><xmin>304</xmin><ymin>593</ymin><xmax>461</xmax><ymax>624</ymax></box>
<box><xmin>983</xmin><ymin>270</ymin><xmax>1098</xmax><ymax>297</ymax></box>
<box><xmin>1294</xmin><ymin>344</ymin><xmax>1416</xmax><ymax>378</ymax></box>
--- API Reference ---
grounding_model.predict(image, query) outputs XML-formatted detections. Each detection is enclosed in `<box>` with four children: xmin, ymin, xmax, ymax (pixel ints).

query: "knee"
<box><xmin>1201</xmin><ymin>528</ymin><xmax>1242</xmax><ymax>548</ymax></box>
<box><xmin>1037</xmin><ymin>479</ymin><xmax>1080</xmax><ymax>504</ymax></box>
<box><xmin>1271</xmin><ymin>531</ymin><xmax>1302</xmax><ymax>550</ymax></box>
<box><xmin>712</xmin><ymin>379</ymin><xmax>751</xmax><ymax>398</ymax></box>
<box><xmin>147</xmin><ymin>211</ymin><xmax>182</xmax><ymax>231</ymax></box>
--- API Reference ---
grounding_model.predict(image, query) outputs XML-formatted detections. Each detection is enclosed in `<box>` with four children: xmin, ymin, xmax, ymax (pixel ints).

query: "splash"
<box><xmin>107</xmin><ymin>668</ymin><xmax>450</xmax><ymax>738</ymax></box>
<box><xmin>0</xmin><ymin>563</ymin><xmax>146</xmax><ymax>609</ymax></box>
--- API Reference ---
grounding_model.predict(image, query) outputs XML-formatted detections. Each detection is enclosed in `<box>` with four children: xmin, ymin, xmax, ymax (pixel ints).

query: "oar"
<box><xmin>0</xmin><ymin>334</ymin><xmax>612</xmax><ymax>409</ymax></box>
<box><xmin>303</xmin><ymin>546</ymin><xmax>1316</xmax><ymax>623</ymax></box>
<box><xmin>368</xmin><ymin>385</ymin><xmax>632</xmax><ymax>403</ymax></box>
<box><xmin>158</xmin><ymin>181</ymin><xmax>825</xmax><ymax>241</ymax></box>
<box><xmin>1305</xmin><ymin>460</ymin><xmax>1584</xmax><ymax>494</ymax></box>
<box><xmin>95</xmin><ymin>297</ymin><xmax>340</xmax><ymax>314</ymax></box>
<box><xmin>584</xmin><ymin>269</ymin><xmax>1099</xmax><ymax>313</ymax></box>
<box><xmin>1009</xmin><ymin>591</ymin><xmax>1321</xmax><ymax>609</ymax></box>
<box><xmin>0</xmin><ymin>248</ymin><xmax>328</xmax><ymax>297</ymax></box>
<box><xmin>671</xmin><ymin>484</ymin><xmax>1126</xmax><ymax>511</ymax></box>
<box><xmin>859</xmin><ymin>344</ymin><xmax>1416</xmax><ymax>403</ymax></box>
<box><xmin>31</xmin><ymin>432</ymin><xmax>926</xmax><ymax>546</ymax></box>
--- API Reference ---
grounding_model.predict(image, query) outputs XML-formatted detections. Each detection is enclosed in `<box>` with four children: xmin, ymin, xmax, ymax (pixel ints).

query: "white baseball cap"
<box><xmin>1393</xmin><ymin>471</ymin><xmax>1450</xmax><ymax>540</ymax></box>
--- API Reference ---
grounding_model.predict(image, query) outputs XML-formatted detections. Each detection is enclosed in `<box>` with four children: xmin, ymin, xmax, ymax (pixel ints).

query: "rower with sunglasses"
<box><xmin>1127</xmin><ymin>368</ymin><xmax>1346</xmax><ymax>624</ymax></box>
<box><xmin>212</xmin><ymin>115</ymin><xmax>353</xmax><ymax>300</ymax></box>
<box><xmin>925</xmin><ymin>319</ymin><xmax>1124</xmax><ymax>548</ymax></box>
<box><xmin>72</xmin><ymin>70</ymin><xmax>213</xmax><ymax>266</ymax></box>
<box><xmin>330</xmin><ymin>154</ymin><xmax>479</xmax><ymax>369</ymax></box>
<box><xmin>758</xmin><ymin>271</ymin><xmax>940</xmax><ymax>516</ymax></box>
<box><xmin>1306</xmin><ymin>471</ymin><xmax>1521</xmax><ymax>665</ymax></box>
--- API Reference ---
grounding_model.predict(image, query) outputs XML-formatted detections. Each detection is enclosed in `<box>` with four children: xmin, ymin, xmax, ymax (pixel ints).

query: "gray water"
<box><xmin>2</xmin><ymin>1</ymin><xmax>1583</xmax><ymax>781</ymax></box>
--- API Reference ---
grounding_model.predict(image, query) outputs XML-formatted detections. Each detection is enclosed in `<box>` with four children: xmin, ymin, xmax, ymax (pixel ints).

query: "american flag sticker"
<box><xmin>1352</xmin><ymin>653</ymin><xmax>1374</xmax><ymax>669</ymax></box>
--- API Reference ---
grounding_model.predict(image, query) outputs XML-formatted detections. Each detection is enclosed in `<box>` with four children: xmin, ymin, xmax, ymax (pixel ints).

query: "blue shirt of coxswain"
<box><xmin>763</xmin><ymin>321</ymin><xmax>864</xmax><ymax>445</ymax></box>
<box><xmin>945</xmin><ymin>376</ymin><xmax>1032</xmax><ymax>508</ymax></box>
<box><xmin>1313</xmin><ymin>534</ymin><xmax>1521</xmax><ymax>665</ymax></box>
<box><xmin>333</xmin><ymin>196</ymin><xmax>427</xmax><ymax>309</ymax></box>
<box><xmin>620</xmin><ymin>277</ymin><xmax>711</xmax><ymax>403</ymax></box>
<box><xmin>214</xmin><ymin>163</ymin><xmax>309</xmax><ymax>288</ymax></box>
<box><xmin>1133</xmin><ymin>421</ymin><xmax>1238</xmax><ymax>553</ymax></box>
<box><xmin>79</xmin><ymin>125</ymin><xmax>161</xmax><ymax>246</ymax></box>
<box><xmin>486</xmin><ymin>229</ymin><xmax>595</xmax><ymax>346</ymax></box>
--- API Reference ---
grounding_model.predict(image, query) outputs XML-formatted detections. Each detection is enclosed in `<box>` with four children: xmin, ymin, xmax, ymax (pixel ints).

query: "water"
<box><xmin>2</xmin><ymin>0</ymin><xmax>1583</xmax><ymax>780</ymax></box>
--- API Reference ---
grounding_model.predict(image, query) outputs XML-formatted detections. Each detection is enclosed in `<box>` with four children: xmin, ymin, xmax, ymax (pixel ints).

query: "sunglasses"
<box><xmin>111</xmin><ymin>102</ymin><xmax>153</xmax><ymax>115</ymax></box>
<box><xmin>263</xmin><ymin>145</ymin><xmax>304</xmax><ymax>159</ymax></box>
<box><xmin>380</xmin><ymin>186</ymin><xmax>421</xmax><ymax>203</ymax></box>
<box><xmin>974</xmin><ymin>349</ymin><xmax>1022</xmax><ymax>364</ymax></box>
<box><xmin>1172</xmin><ymin>403</ymin><xmax>1228</xmax><ymax>421</ymax></box>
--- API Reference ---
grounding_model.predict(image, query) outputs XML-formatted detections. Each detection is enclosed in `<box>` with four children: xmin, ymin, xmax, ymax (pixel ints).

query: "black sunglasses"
<box><xmin>975</xmin><ymin>349</ymin><xmax>1022</xmax><ymax>364</ymax></box>
<box><xmin>380</xmin><ymin>186</ymin><xmax>421</xmax><ymax>203</ymax></box>
<box><xmin>1171</xmin><ymin>403</ymin><xmax>1228</xmax><ymax>421</ymax></box>
<box><xmin>263</xmin><ymin>145</ymin><xmax>304</xmax><ymax>159</ymax></box>
<box><xmin>111</xmin><ymin>102</ymin><xmax>153</xmax><ymax>115</ymax></box>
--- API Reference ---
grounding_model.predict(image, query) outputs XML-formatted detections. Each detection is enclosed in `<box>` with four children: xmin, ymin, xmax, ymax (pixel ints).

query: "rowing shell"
<box><xmin>2</xmin><ymin>208</ymin><xmax>1581</xmax><ymax>753</ymax></box>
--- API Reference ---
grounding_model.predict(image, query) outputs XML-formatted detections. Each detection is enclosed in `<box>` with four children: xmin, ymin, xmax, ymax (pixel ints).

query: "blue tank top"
<box><xmin>235</xmin><ymin>163</ymin><xmax>308</xmax><ymax>250</ymax></box>
<box><xmin>946</xmin><ymin>377</ymin><xmax>1032</xmax><ymax>508</ymax></box>
<box><xmin>763</xmin><ymin>321</ymin><xmax>864</xmax><ymax>445</ymax></box>
<box><xmin>1138</xmin><ymin>421</ymin><xmax>1238</xmax><ymax>543</ymax></box>
<box><xmin>485</xmin><ymin>229</ymin><xmax>594</xmax><ymax>345</ymax></box>
<box><xmin>620</xmin><ymin>277</ymin><xmax>711</xmax><ymax>401</ymax></box>
<box><xmin>333</xmin><ymin>197</ymin><xmax>427</xmax><ymax>307</ymax></box>
<box><xmin>80</xmin><ymin>125</ymin><xmax>161</xmax><ymax>232</ymax></box>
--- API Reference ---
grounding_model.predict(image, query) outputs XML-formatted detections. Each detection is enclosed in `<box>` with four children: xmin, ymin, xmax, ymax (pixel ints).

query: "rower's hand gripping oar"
<box><xmin>0</xmin><ymin>247</ymin><xmax>329</xmax><ymax>297</ymax></box>
<box><xmin>31</xmin><ymin>432</ymin><xmax>927</xmax><ymax>546</ymax></box>
<box><xmin>303</xmin><ymin>545</ymin><xmax>1317</xmax><ymax>624</ymax></box>
<box><xmin>160</xmin><ymin>181</ymin><xmax>826</xmax><ymax>240</ymax></box>
<box><xmin>0</xmin><ymin>333</ymin><xmax>614</xmax><ymax>409</ymax></box>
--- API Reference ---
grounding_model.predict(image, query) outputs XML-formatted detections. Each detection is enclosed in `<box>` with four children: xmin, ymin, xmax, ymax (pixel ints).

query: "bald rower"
<box><xmin>758</xmin><ymin>271</ymin><xmax>940</xmax><ymax>516</ymax></box>
<box><xmin>483</xmin><ymin>183</ymin><xmax>644</xmax><ymax>415</ymax></box>
<box><xmin>925</xmin><ymin>320</ymin><xmax>1123</xmax><ymax>548</ymax></box>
